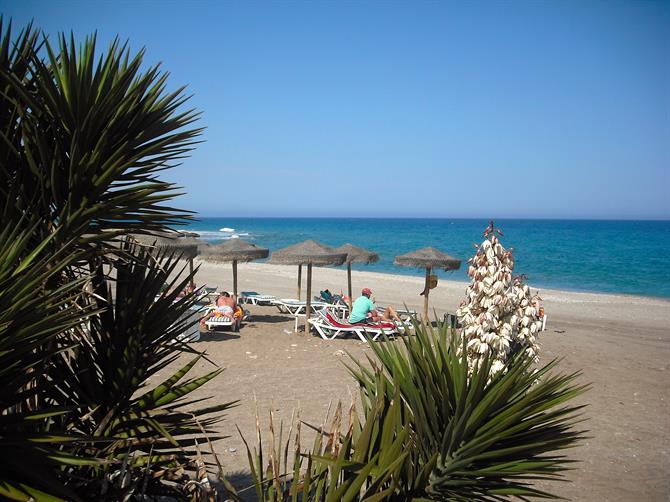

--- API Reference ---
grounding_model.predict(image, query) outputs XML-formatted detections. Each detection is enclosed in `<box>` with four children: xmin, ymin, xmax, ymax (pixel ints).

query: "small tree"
<box><xmin>457</xmin><ymin>222</ymin><xmax>544</xmax><ymax>375</ymax></box>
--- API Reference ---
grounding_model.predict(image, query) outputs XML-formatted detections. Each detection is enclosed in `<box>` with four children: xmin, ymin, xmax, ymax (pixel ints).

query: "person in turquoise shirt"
<box><xmin>349</xmin><ymin>288</ymin><xmax>401</xmax><ymax>324</ymax></box>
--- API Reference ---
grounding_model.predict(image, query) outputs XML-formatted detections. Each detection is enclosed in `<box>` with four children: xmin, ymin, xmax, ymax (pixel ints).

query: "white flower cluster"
<box><xmin>456</xmin><ymin>224</ymin><xmax>544</xmax><ymax>376</ymax></box>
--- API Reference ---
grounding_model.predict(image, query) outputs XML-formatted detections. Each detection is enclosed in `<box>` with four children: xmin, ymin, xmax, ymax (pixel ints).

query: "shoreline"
<box><xmin>193</xmin><ymin>250</ymin><xmax>670</xmax><ymax>301</ymax></box>
<box><xmin>195</xmin><ymin>259</ymin><xmax>670</xmax><ymax>310</ymax></box>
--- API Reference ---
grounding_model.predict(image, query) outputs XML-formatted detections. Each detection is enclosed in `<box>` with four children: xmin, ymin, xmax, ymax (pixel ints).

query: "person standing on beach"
<box><xmin>349</xmin><ymin>287</ymin><xmax>401</xmax><ymax>324</ymax></box>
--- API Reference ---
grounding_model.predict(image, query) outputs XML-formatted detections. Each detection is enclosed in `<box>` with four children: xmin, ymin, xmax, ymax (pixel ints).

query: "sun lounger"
<box><xmin>202</xmin><ymin>286</ymin><xmax>219</xmax><ymax>303</ymax></box>
<box><xmin>201</xmin><ymin>306</ymin><xmax>243</xmax><ymax>332</ymax></box>
<box><xmin>316</xmin><ymin>289</ymin><xmax>348</xmax><ymax>306</ymax></box>
<box><xmin>379</xmin><ymin>307</ymin><xmax>416</xmax><ymax>322</ymax></box>
<box><xmin>273</xmin><ymin>299</ymin><xmax>348</xmax><ymax>317</ymax></box>
<box><xmin>308</xmin><ymin>310</ymin><xmax>403</xmax><ymax>343</ymax></box>
<box><xmin>204</xmin><ymin>316</ymin><xmax>238</xmax><ymax>331</ymax></box>
<box><xmin>239</xmin><ymin>291</ymin><xmax>277</xmax><ymax>306</ymax></box>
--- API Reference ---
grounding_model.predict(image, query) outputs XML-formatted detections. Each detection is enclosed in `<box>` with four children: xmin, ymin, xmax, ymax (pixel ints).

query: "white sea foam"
<box><xmin>230</xmin><ymin>234</ymin><xmax>240</xmax><ymax>239</ymax></box>
<box><xmin>220</xmin><ymin>227</ymin><xmax>235</xmax><ymax>232</ymax></box>
<box><xmin>195</xmin><ymin>231</ymin><xmax>227</xmax><ymax>240</ymax></box>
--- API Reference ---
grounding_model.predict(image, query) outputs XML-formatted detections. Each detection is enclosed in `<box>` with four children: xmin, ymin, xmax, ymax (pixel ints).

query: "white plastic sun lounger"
<box><xmin>272</xmin><ymin>299</ymin><xmax>343</xmax><ymax>316</ymax></box>
<box><xmin>379</xmin><ymin>307</ymin><xmax>416</xmax><ymax>322</ymax></box>
<box><xmin>202</xmin><ymin>306</ymin><xmax>241</xmax><ymax>332</ymax></box>
<box><xmin>239</xmin><ymin>291</ymin><xmax>277</xmax><ymax>306</ymax></box>
<box><xmin>204</xmin><ymin>317</ymin><xmax>238</xmax><ymax>331</ymax></box>
<box><xmin>308</xmin><ymin>310</ymin><xmax>403</xmax><ymax>343</ymax></box>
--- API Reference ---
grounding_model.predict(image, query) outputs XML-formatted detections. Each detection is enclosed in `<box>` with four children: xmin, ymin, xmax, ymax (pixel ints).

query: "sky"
<box><xmin>2</xmin><ymin>0</ymin><xmax>669</xmax><ymax>219</ymax></box>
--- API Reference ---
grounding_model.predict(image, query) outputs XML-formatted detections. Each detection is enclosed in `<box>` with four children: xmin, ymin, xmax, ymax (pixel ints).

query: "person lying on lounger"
<box><xmin>199</xmin><ymin>292</ymin><xmax>237</xmax><ymax>328</ymax></box>
<box><xmin>349</xmin><ymin>287</ymin><xmax>401</xmax><ymax>324</ymax></box>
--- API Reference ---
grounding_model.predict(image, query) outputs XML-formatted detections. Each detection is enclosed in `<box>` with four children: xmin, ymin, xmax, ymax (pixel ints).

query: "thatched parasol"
<box><xmin>199</xmin><ymin>239</ymin><xmax>269</xmax><ymax>298</ymax></box>
<box><xmin>394</xmin><ymin>246</ymin><xmax>461</xmax><ymax>322</ymax></box>
<box><xmin>131</xmin><ymin>231</ymin><xmax>202</xmax><ymax>287</ymax></box>
<box><xmin>333</xmin><ymin>243</ymin><xmax>379</xmax><ymax>309</ymax></box>
<box><xmin>269</xmin><ymin>240</ymin><xmax>347</xmax><ymax>332</ymax></box>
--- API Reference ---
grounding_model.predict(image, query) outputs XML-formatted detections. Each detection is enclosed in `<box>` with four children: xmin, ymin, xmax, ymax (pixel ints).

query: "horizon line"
<box><xmin>190</xmin><ymin>215</ymin><xmax>670</xmax><ymax>222</ymax></box>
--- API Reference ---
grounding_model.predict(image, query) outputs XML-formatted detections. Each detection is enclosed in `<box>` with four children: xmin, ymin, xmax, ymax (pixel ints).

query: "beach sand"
<box><xmin>167</xmin><ymin>260</ymin><xmax>670</xmax><ymax>501</ymax></box>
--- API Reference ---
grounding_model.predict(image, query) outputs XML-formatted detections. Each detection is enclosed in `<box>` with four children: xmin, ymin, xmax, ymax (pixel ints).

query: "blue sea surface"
<box><xmin>184</xmin><ymin>218</ymin><xmax>670</xmax><ymax>298</ymax></box>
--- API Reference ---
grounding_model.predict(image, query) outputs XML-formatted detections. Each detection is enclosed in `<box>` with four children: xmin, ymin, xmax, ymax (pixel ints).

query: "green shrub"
<box><xmin>0</xmin><ymin>20</ymin><xmax>231</xmax><ymax>500</ymax></box>
<box><xmin>237</xmin><ymin>322</ymin><xmax>588</xmax><ymax>501</ymax></box>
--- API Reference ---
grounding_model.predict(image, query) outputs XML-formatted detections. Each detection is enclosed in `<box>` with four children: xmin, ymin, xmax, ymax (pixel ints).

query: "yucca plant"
<box><xmin>348</xmin><ymin>322</ymin><xmax>589</xmax><ymax>500</ymax></box>
<box><xmin>457</xmin><ymin>222</ymin><xmax>545</xmax><ymax>376</ymax></box>
<box><xmin>233</xmin><ymin>387</ymin><xmax>410</xmax><ymax>502</ymax></box>
<box><xmin>0</xmin><ymin>224</ymin><xmax>101</xmax><ymax>501</ymax></box>
<box><xmin>46</xmin><ymin>241</ymin><xmax>237</xmax><ymax>500</ymax></box>
<box><xmin>0</xmin><ymin>19</ymin><xmax>201</xmax><ymax>254</ymax></box>
<box><xmin>237</xmin><ymin>321</ymin><xmax>587</xmax><ymax>501</ymax></box>
<box><xmin>1</xmin><ymin>19</ymin><xmax>232</xmax><ymax>500</ymax></box>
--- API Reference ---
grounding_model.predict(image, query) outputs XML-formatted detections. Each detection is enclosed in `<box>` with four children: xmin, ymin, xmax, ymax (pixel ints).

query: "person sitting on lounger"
<box><xmin>349</xmin><ymin>288</ymin><xmax>401</xmax><ymax>324</ymax></box>
<box><xmin>199</xmin><ymin>292</ymin><xmax>237</xmax><ymax>328</ymax></box>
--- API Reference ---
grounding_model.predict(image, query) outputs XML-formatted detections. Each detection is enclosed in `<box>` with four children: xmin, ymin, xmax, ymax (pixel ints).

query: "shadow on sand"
<box><xmin>197</xmin><ymin>331</ymin><xmax>241</xmax><ymax>342</ymax></box>
<box><xmin>212</xmin><ymin>470</ymin><xmax>257</xmax><ymax>501</ymax></box>
<box><xmin>245</xmin><ymin>314</ymin><xmax>292</xmax><ymax>324</ymax></box>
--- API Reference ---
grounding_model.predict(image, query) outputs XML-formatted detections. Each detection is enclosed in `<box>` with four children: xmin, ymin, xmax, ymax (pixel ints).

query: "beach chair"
<box><xmin>202</xmin><ymin>286</ymin><xmax>219</xmax><ymax>304</ymax></box>
<box><xmin>273</xmin><ymin>298</ymin><xmax>349</xmax><ymax>317</ymax></box>
<box><xmin>239</xmin><ymin>291</ymin><xmax>277</xmax><ymax>306</ymax></box>
<box><xmin>317</xmin><ymin>289</ymin><xmax>348</xmax><ymax>307</ymax></box>
<box><xmin>308</xmin><ymin>310</ymin><xmax>402</xmax><ymax>343</ymax></box>
<box><xmin>201</xmin><ymin>306</ymin><xmax>244</xmax><ymax>332</ymax></box>
<box><xmin>272</xmin><ymin>299</ymin><xmax>324</xmax><ymax>315</ymax></box>
<box><xmin>382</xmin><ymin>307</ymin><xmax>416</xmax><ymax>322</ymax></box>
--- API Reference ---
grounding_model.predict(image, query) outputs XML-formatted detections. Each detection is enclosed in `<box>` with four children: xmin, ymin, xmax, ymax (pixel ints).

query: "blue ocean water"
<box><xmin>184</xmin><ymin>218</ymin><xmax>670</xmax><ymax>298</ymax></box>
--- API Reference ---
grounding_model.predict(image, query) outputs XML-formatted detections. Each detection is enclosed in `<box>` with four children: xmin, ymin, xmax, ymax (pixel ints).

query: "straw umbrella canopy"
<box><xmin>131</xmin><ymin>231</ymin><xmax>201</xmax><ymax>287</ymax></box>
<box><xmin>394</xmin><ymin>246</ymin><xmax>461</xmax><ymax>323</ymax></box>
<box><xmin>333</xmin><ymin>243</ymin><xmax>379</xmax><ymax>309</ymax></box>
<box><xmin>268</xmin><ymin>240</ymin><xmax>347</xmax><ymax>332</ymax></box>
<box><xmin>198</xmin><ymin>239</ymin><xmax>269</xmax><ymax>298</ymax></box>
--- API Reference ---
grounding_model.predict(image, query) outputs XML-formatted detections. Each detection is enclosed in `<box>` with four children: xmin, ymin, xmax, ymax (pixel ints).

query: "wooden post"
<box><xmin>232</xmin><ymin>260</ymin><xmax>238</xmax><ymax>300</ymax></box>
<box><xmin>347</xmin><ymin>263</ymin><xmax>353</xmax><ymax>310</ymax></box>
<box><xmin>189</xmin><ymin>257</ymin><xmax>195</xmax><ymax>289</ymax></box>
<box><xmin>423</xmin><ymin>266</ymin><xmax>431</xmax><ymax>324</ymax></box>
<box><xmin>297</xmin><ymin>264</ymin><xmax>302</xmax><ymax>300</ymax></box>
<box><xmin>304</xmin><ymin>263</ymin><xmax>312</xmax><ymax>333</ymax></box>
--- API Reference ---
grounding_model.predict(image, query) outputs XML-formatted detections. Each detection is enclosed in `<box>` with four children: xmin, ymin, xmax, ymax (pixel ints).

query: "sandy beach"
<box><xmin>168</xmin><ymin>259</ymin><xmax>670</xmax><ymax>501</ymax></box>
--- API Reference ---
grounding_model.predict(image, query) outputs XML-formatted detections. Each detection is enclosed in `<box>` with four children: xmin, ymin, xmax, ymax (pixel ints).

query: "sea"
<box><xmin>184</xmin><ymin>218</ymin><xmax>670</xmax><ymax>299</ymax></box>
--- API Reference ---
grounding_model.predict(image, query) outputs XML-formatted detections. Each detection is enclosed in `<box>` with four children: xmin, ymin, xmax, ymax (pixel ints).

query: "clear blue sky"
<box><xmin>3</xmin><ymin>0</ymin><xmax>669</xmax><ymax>219</ymax></box>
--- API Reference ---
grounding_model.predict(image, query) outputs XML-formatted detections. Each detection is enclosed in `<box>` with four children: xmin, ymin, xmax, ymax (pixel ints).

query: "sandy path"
<box><xmin>160</xmin><ymin>260</ymin><xmax>670</xmax><ymax>501</ymax></box>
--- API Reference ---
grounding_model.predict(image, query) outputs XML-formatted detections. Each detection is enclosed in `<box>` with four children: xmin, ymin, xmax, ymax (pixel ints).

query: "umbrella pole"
<box><xmin>304</xmin><ymin>263</ymin><xmax>312</xmax><ymax>333</ymax></box>
<box><xmin>347</xmin><ymin>263</ymin><xmax>353</xmax><ymax>310</ymax></box>
<box><xmin>297</xmin><ymin>264</ymin><xmax>302</xmax><ymax>300</ymax></box>
<box><xmin>424</xmin><ymin>266</ymin><xmax>431</xmax><ymax>324</ymax></box>
<box><xmin>189</xmin><ymin>257</ymin><xmax>195</xmax><ymax>289</ymax></box>
<box><xmin>232</xmin><ymin>260</ymin><xmax>238</xmax><ymax>300</ymax></box>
